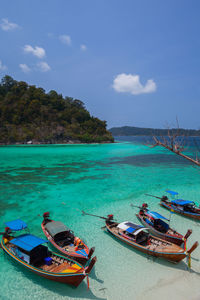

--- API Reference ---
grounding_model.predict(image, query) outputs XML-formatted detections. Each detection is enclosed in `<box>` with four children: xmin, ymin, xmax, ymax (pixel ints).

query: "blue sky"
<box><xmin>1</xmin><ymin>0</ymin><xmax>200</xmax><ymax>129</ymax></box>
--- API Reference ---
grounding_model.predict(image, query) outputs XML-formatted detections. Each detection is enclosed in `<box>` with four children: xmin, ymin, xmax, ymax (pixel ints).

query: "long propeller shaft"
<box><xmin>130</xmin><ymin>203</ymin><xmax>142</xmax><ymax>209</ymax></box>
<box><xmin>145</xmin><ymin>194</ymin><xmax>162</xmax><ymax>200</ymax></box>
<box><xmin>82</xmin><ymin>211</ymin><xmax>107</xmax><ymax>220</ymax></box>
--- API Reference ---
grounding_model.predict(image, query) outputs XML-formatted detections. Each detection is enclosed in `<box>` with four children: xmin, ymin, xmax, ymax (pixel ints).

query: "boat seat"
<box><xmin>41</xmin><ymin>263</ymin><xmax>57</xmax><ymax>272</ymax></box>
<box><xmin>51</xmin><ymin>262</ymin><xmax>70</xmax><ymax>273</ymax></box>
<box><xmin>57</xmin><ymin>238</ymin><xmax>73</xmax><ymax>247</ymax></box>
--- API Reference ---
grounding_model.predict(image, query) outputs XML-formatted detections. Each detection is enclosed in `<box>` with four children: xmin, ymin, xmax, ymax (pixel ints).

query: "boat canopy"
<box><xmin>147</xmin><ymin>210</ymin><xmax>168</xmax><ymax>221</ymax></box>
<box><xmin>166</xmin><ymin>190</ymin><xmax>178</xmax><ymax>196</ymax></box>
<box><xmin>171</xmin><ymin>199</ymin><xmax>194</xmax><ymax>206</ymax></box>
<box><xmin>117</xmin><ymin>222</ymin><xmax>147</xmax><ymax>236</ymax></box>
<box><xmin>11</xmin><ymin>234</ymin><xmax>48</xmax><ymax>252</ymax></box>
<box><xmin>45</xmin><ymin>221</ymin><xmax>70</xmax><ymax>237</ymax></box>
<box><xmin>5</xmin><ymin>219</ymin><xmax>27</xmax><ymax>231</ymax></box>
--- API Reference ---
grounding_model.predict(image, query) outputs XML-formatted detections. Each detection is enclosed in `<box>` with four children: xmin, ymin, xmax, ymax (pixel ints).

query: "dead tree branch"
<box><xmin>149</xmin><ymin>122</ymin><xmax>200</xmax><ymax>167</ymax></box>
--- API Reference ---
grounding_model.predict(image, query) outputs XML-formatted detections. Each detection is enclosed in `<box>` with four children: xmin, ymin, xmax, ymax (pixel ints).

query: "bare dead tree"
<box><xmin>148</xmin><ymin>119</ymin><xmax>200</xmax><ymax>167</ymax></box>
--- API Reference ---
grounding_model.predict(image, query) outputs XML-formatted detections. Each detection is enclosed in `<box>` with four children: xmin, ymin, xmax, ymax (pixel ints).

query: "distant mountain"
<box><xmin>0</xmin><ymin>75</ymin><xmax>114</xmax><ymax>144</ymax></box>
<box><xmin>109</xmin><ymin>126</ymin><xmax>200</xmax><ymax>136</ymax></box>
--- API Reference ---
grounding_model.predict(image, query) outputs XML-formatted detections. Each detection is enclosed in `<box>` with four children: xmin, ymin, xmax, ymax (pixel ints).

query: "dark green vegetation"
<box><xmin>0</xmin><ymin>76</ymin><xmax>114</xmax><ymax>144</ymax></box>
<box><xmin>109</xmin><ymin>126</ymin><xmax>200</xmax><ymax>136</ymax></box>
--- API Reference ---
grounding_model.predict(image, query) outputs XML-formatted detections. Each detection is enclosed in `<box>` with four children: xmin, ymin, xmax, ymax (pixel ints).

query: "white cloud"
<box><xmin>0</xmin><ymin>18</ymin><xmax>19</xmax><ymax>31</ymax></box>
<box><xmin>19</xmin><ymin>64</ymin><xmax>31</xmax><ymax>73</ymax></box>
<box><xmin>0</xmin><ymin>60</ymin><xmax>7</xmax><ymax>71</ymax></box>
<box><xmin>59</xmin><ymin>35</ymin><xmax>71</xmax><ymax>46</ymax></box>
<box><xmin>112</xmin><ymin>73</ymin><xmax>156</xmax><ymax>95</ymax></box>
<box><xmin>80</xmin><ymin>44</ymin><xmax>87</xmax><ymax>51</ymax></box>
<box><xmin>24</xmin><ymin>45</ymin><xmax>46</xmax><ymax>58</ymax></box>
<box><xmin>37</xmin><ymin>62</ymin><xmax>51</xmax><ymax>72</ymax></box>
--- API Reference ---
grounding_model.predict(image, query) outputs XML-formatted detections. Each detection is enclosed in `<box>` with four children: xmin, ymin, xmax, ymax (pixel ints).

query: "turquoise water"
<box><xmin>1</xmin><ymin>140</ymin><xmax>200</xmax><ymax>300</ymax></box>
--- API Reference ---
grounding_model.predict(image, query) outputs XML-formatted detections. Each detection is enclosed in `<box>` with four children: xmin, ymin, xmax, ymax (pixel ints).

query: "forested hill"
<box><xmin>0</xmin><ymin>76</ymin><xmax>113</xmax><ymax>144</ymax></box>
<box><xmin>109</xmin><ymin>126</ymin><xmax>200</xmax><ymax>136</ymax></box>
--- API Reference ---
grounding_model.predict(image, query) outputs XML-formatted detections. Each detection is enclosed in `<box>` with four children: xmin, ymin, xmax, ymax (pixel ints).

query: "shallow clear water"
<box><xmin>0</xmin><ymin>138</ymin><xmax>200</xmax><ymax>300</ymax></box>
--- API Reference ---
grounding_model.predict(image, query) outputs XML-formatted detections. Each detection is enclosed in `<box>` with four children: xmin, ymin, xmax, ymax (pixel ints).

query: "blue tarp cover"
<box><xmin>146</xmin><ymin>219</ymin><xmax>153</xmax><ymax>226</ymax></box>
<box><xmin>125</xmin><ymin>223</ymin><xmax>143</xmax><ymax>234</ymax></box>
<box><xmin>147</xmin><ymin>211</ymin><xmax>168</xmax><ymax>221</ymax></box>
<box><xmin>124</xmin><ymin>222</ymin><xmax>143</xmax><ymax>230</ymax></box>
<box><xmin>5</xmin><ymin>219</ymin><xmax>27</xmax><ymax>231</ymax></box>
<box><xmin>166</xmin><ymin>190</ymin><xmax>178</xmax><ymax>196</ymax></box>
<box><xmin>126</xmin><ymin>227</ymin><xmax>136</xmax><ymax>233</ymax></box>
<box><xmin>171</xmin><ymin>199</ymin><xmax>194</xmax><ymax>205</ymax></box>
<box><xmin>11</xmin><ymin>234</ymin><xmax>48</xmax><ymax>252</ymax></box>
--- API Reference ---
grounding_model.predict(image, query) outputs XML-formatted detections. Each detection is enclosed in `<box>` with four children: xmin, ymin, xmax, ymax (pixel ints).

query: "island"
<box><xmin>109</xmin><ymin>126</ymin><xmax>200</xmax><ymax>136</ymax></box>
<box><xmin>0</xmin><ymin>76</ymin><xmax>114</xmax><ymax>145</ymax></box>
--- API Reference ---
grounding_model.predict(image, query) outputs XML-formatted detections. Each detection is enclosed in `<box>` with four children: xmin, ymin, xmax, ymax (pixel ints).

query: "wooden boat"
<box><xmin>136</xmin><ymin>206</ymin><xmax>192</xmax><ymax>246</ymax></box>
<box><xmin>161</xmin><ymin>198</ymin><xmax>200</xmax><ymax>220</ymax></box>
<box><xmin>1</xmin><ymin>219</ymin><xmax>96</xmax><ymax>287</ymax></box>
<box><xmin>146</xmin><ymin>190</ymin><xmax>200</xmax><ymax>220</ymax></box>
<box><xmin>105</xmin><ymin>216</ymin><xmax>198</xmax><ymax>263</ymax></box>
<box><xmin>41</xmin><ymin>212</ymin><xmax>95</xmax><ymax>264</ymax></box>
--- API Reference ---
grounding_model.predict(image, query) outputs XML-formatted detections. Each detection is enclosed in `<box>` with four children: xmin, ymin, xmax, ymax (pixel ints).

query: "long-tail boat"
<box><xmin>105</xmin><ymin>215</ymin><xmax>198</xmax><ymax>263</ymax></box>
<box><xmin>136</xmin><ymin>203</ymin><xmax>192</xmax><ymax>246</ymax></box>
<box><xmin>41</xmin><ymin>212</ymin><xmax>95</xmax><ymax>264</ymax></box>
<box><xmin>146</xmin><ymin>190</ymin><xmax>200</xmax><ymax>220</ymax></box>
<box><xmin>1</xmin><ymin>219</ymin><xmax>96</xmax><ymax>287</ymax></box>
<box><xmin>82</xmin><ymin>211</ymin><xmax>198</xmax><ymax>264</ymax></box>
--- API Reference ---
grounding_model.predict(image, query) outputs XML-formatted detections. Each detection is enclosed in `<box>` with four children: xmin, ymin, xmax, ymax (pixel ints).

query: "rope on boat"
<box><xmin>187</xmin><ymin>254</ymin><xmax>191</xmax><ymax>269</ymax></box>
<box><xmin>87</xmin><ymin>275</ymin><xmax>90</xmax><ymax>289</ymax></box>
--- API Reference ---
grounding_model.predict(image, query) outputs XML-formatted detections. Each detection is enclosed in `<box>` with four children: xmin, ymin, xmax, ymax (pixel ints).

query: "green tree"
<box><xmin>0</xmin><ymin>75</ymin><xmax>114</xmax><ymax>144</ymax></box>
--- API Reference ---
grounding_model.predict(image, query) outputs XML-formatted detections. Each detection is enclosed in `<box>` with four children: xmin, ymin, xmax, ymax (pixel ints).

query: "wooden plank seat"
<box><xmin>51</xmin><ymin>262</ymin><xmax>70</xmax><ymax>273</ymax></box>
<box><xmin>41</xmin><ymin>261</ymin><xmax>71</xmax><ymax>272</ymax></box>
<box><xmin>41</xmin><ymin>263</ymin><xmax>58</xmax><ymax>272</ymax></box>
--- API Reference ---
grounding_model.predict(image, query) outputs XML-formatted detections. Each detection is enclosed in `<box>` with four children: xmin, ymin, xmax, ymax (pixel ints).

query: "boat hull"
<box><xmin>1</xmin><ymin>239</ymin><xmax>89</xmax><ymax>287</ymax></box>
<box><xmin>160</xmin><ymin>201</ymin><xmax>200</xmax><ymax>220</ymax></box>
<box><xmin>105</xmin><ymin>221</ymin><xmax>187</xmax><ymax>263</ymax></box>
<box><xmin>136</xmin><ymin>214</ymin><xmax>184</xmax><ymax>246</ymax></box>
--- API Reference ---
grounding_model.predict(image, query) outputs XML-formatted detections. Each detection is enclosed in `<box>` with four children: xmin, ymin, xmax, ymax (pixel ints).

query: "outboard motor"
<box><xmin>139</xmin><ymin>203</ymin><xmax>147</xmax><ymax>215</ymax></box>
<box><xmin>43</xmin><ymin>212</ymin><xmax>51</xmax><ymax>224</ymax></box>
<box><xmin>142</xmin><ymin>203</ymin><xmax>148</xmax><ymax>209</ymax></box>
<box><xmin>138</xmin><ymin>203</ymin><xmax>147</xmax><ymax>216</ymax></box>
<box><xmin>161</xmin><ymin>196</ymin><xmax>168</xmax><ymax>202</ymax></box>
<box><xmin>2</xmin><ymin>227</ymin><xmax>12</xmax><ymax>245</ymax></box>
<box><xmin>3</xmin><ymin>227</ymin><xmax>12</xmax><ymax>238</ymax></box>
<box><xmin>107</xmin><ymin>214</ymin><xmax>114</xmax><ymax>221</ymax></box>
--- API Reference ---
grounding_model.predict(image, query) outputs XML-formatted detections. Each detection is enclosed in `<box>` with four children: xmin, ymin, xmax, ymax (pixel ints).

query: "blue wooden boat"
<box><xmin>146</xmin><ymin>190</ymin><xmax>200</xmax><ymax>220</ymax></box>
<box><xmin>1</xmin><ymin>220</ymin><xmax>96</xmax><ymax>287</ymax></box>
<box><xmin>136</xmin><ymin>206</ymin><xmax>192</xmax><ymax>246</ymax></box>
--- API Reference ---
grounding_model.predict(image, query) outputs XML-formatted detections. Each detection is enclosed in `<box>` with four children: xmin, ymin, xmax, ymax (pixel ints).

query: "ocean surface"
<box><xmin>0</xmin><ymin>137</ymin><xmax>200</xmax><ymax>300</ymax></box>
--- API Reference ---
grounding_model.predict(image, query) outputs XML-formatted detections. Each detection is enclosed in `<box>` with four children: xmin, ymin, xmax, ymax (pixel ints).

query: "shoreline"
<box><xmin>0</xmin><ymin>140</ymin><xmax>114</xmax><ymax>146</ymax></box>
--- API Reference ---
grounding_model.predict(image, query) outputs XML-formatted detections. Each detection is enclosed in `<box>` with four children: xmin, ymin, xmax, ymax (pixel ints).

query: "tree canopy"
<box><xmin>109</xmin><ymin>126</ymin><xmax>200</xmax><ymax>136</ymax></box>
<box><xmin>0</xmin><ymin>75</ymin><xmax>114</xmax><ymax>144</ymax></box>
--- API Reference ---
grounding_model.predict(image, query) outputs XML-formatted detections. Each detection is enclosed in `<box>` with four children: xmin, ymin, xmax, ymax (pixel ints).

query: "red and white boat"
<box><xmin>41</xmin><ymin>212</ymin><xmax>95</xmax><ymax>264</ymax></box>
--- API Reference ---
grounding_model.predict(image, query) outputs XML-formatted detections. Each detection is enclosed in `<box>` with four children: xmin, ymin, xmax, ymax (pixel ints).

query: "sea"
<box><xmin>0</xmin><ymin>136</ymin><xmax>200</xmax><ymax>300</ymax></box>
